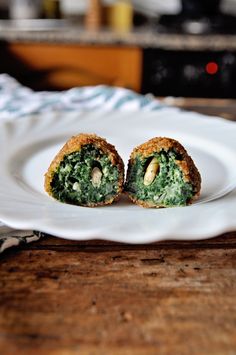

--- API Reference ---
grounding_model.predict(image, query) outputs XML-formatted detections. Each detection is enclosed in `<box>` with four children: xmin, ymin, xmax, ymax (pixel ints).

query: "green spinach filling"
<box><xmin>51</xmin><ymin>144</ymin><xmax>119</xmax><ymax>205</ymax></box>
<box><xmin>125</xmin><ymin>150</ymin><xmax>194</xmax><ymax>207</ymax></box>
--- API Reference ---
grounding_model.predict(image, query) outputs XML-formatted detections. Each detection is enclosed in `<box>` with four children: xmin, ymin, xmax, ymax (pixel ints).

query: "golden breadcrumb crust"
<box><xmin>126</xmin><ymin>137</ymin><xmax>201</xmax><ymax>208</ymax></box>
<box><xmin>44</xmin><ymin>133</ymin><xmax>124</xmax><ymax>207</ymax></box>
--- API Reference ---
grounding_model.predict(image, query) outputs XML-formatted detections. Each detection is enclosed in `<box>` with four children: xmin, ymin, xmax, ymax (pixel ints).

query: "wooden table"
<box><xmin>1</xmin><ymin>99</ymin><xmax>236</xmax><ymax>355</ymax></box>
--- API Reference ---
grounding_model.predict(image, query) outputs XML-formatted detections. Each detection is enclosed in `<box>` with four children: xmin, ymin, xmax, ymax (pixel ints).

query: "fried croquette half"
<box><xmin>125</xmin><ymin>137</ymin><xmax>201</xmax><ymax>208</ymax></box>
<box><xmin>45</xmin><ymin>134</ymin><xmax>124</xmax><ymax>207</ymax></box>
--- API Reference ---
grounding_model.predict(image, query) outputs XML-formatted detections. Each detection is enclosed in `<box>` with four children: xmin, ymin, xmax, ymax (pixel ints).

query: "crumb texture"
<box><xmin>44</xmin><ymin>134</ymin><xmax>124</xmax><ymax>207</ymax></box>
<box><xmin>125</xmin><ymin>137</ymin><xmax>201</xmax><ymax>208</ymax></box>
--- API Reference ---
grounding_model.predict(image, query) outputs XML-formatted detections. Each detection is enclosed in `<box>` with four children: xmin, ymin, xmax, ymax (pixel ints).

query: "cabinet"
<box><xmin>1</xmin><ymin>43</ymin><xmax>142</xmax><ymax>91</ymax></box>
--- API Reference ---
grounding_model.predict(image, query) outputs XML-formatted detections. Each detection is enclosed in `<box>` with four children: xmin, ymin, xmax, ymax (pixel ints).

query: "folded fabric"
<box><xmin>0</xmin><ymin>225</ymin><xmax>41</xmax><ymax>253</ymax></box>
<box><xmin>0</xmin><ymin>74</ymin><xmax>163</xmax><ymax>119</ymax></box>
<box><xmin>0</xmin><ymin>74</ymin><xmax>164</xmax><ymax>253</ymax></box>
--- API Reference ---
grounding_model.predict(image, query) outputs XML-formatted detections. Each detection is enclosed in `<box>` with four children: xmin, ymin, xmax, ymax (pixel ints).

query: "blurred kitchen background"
<box><xmin>1</xmin><ymin>0</ymin><xmax>236</xmax><ymax>98</ymax></box>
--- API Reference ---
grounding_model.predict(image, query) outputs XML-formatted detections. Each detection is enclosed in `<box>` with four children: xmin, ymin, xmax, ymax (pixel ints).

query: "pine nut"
<box><xmin>92</xmin><ymin>167</ymin><xmax>102</xmax><ymax>187</ymax></box>
<box><xmin>143</xmin><ymin>157</ymin><xmax>159</xmax><ymax>186</ymax></box>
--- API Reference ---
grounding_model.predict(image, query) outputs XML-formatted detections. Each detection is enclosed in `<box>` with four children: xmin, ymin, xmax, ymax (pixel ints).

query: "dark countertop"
<box><xmin>0</xmin><ymin>20</ymin><xmax>236</xmax><ymax>50</ymax></box>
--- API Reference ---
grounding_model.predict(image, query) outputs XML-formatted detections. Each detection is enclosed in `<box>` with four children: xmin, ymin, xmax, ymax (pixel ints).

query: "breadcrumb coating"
<box><xmin>45</xmin><ymin>133</ymin><xmax>124</xmax><ymax>207</ymax></box>
<box><xmin>126</xmin><ymin>137</ymin><xmax>201</xmax><ymax>208</ymax></box>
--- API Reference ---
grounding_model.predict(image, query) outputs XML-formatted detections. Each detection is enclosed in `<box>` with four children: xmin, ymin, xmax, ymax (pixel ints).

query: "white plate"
<box><xmin>0</xmin><ymin>108</ymin><xmax>236</xmax><ymax>243</ymax></box>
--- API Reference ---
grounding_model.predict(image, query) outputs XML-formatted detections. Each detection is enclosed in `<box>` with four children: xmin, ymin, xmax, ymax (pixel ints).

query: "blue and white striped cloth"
<box><xmin>0</xmin><ymin>74</ymin><xmax>164</xmax><ymax>253</ymax></box>
<box><xmin>0</xmin><ymin>74</ymin><xmax>163</xmax><ymax>119</ymax></box>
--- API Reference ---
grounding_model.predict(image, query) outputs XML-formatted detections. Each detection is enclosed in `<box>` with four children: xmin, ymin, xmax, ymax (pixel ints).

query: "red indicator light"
<box><xmin>206</xmin><ymin>62</ymin><xmax>219</xmax><ymax>75</ymax></box>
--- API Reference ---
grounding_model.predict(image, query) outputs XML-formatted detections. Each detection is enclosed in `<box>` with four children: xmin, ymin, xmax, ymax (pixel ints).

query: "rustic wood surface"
<box><xmin>0</xmin><ymin>99</ymin><xmax>236</xmax><ymax>355</ymax></box>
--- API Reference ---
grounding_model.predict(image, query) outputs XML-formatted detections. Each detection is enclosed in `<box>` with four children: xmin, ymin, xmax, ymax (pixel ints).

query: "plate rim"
<box><xmin>0</xmin><ymin>108</ymin><xmax>236</xmax><ymax>243</ymax></box>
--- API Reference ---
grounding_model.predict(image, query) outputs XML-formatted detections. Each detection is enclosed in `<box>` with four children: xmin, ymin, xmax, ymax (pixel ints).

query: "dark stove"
<box><xmin>158</xmin><ymin>13</ymin><xmax>236</xmax><ymax>35</ymax></box>
<box><xmin>158</xmin><ymin>0</ymin><xmax>236</xmax><ymax>34</ymax></box>
<box><xmin>142</xmin><ymin>49</ymin><xmax>236</xmax><ymax>98</ymax></box>
<box><xmin>141</xmin><ymin>0</ymin><xmax>236</xmax><ymax>98</ymax></box>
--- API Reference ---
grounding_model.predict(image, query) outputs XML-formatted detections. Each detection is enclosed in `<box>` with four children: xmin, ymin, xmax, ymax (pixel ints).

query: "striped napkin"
<box><xmin>0</xmin><ymin>74</ymin><xmax>163</xmax><ymax>253</ymax></box>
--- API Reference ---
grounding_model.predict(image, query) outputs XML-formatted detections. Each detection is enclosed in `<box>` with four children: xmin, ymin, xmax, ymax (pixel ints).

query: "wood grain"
<box><xmin>160</xmin><ymin>97</ymin><xmax>236</xmax><ymax>121</ymax></box>
<box><xmin>1</xmin><ymin>233</ymin><xmax>236</xmax><ymax>355</ymax></box>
